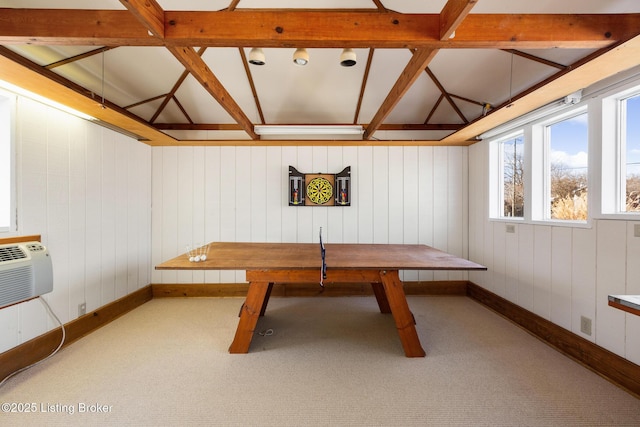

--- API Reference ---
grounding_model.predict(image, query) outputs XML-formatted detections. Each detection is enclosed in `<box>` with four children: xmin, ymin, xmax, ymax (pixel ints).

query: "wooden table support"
<box><xmin>230</xmin><ymin>269</ymin><xmax>426</xmax><ymax>357</ymax></box>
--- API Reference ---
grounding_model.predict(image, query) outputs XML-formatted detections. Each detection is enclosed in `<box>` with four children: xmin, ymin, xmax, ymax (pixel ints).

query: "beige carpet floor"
<box><xmin>1</xmin><ymin>296</ymin><xmax>639</xmax><ymax>426</ymax></box>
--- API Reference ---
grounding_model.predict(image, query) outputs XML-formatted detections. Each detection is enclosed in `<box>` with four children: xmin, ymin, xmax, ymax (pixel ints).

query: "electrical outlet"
<box><xmin>78</xmin><ymin>303</ymin><xmax>86</xmax><ymax>317</ymax></box>
<box><xmin>506</xmin><ymin>224</ymin><xmax>516</xmax><ymax>233</ymax></box>
<box><xmin>580</xmin><ymin>316</ymin><xmax>592</xmax><ymax>336</ymax></box>
<box><xmin>634</xmin><ymin>224</ymin><xmax>640</xmax><ymax>238</ymax></box>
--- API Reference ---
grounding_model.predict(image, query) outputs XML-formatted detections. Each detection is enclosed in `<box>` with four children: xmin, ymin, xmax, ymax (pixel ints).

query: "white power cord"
<box><xmin>0</xmin><ymin>296</ymin><xmax>66</xmax><ymax>387</ymax></box>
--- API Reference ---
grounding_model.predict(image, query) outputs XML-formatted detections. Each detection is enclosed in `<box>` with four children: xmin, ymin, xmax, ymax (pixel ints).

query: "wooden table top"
<box><xmin>155</xmin><ymin>242</ymin><xmax>487</xmax><ymax>271</ymax></box>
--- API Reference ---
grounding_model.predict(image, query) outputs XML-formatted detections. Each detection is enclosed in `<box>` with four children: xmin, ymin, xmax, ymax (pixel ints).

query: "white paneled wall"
<box><xmin>0</xmin><ymin>97</ymin><xmax>152</xmax><ymax>354</ymax></box>
<box><xmin>151</xmin><ymin>145</ymin><xmax>469</xmax><ymax>285</ymax></box>
<box><xmin>468</xmin><ymin>141</ymin><xmax>640</xmax><ymax>366</ymax></box>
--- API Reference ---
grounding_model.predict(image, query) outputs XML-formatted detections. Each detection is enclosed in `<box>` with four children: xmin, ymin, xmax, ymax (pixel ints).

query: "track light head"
<box><xmin>248</xmin><ymin>48</ymin><xmax>265</xmax><ymax>66</ymax></box>
<box><xmin>340</xmin><ymin>48</ymin><xmax>356</xmax><ymax>67</ymax></box>
<box><xmin>293</xmin><ymin>48</ymin><xmax>309</xmax><ymax>66</ymax></box>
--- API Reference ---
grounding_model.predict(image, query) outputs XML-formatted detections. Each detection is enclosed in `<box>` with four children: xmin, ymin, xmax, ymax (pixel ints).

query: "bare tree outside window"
<box><xmin>502</xmin><ymin>136</ymin><xmax>524</xmax><ymax>217</ymax></box>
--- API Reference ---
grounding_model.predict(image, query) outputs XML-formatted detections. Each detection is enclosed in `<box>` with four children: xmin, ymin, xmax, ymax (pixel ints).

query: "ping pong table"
<box><xmin>156</xmin><ymin>242</ymin><xmax>486</xmax><ymax>357</ymax></box>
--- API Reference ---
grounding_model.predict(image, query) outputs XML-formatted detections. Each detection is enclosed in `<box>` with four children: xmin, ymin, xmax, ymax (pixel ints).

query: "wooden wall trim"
<box><xmin>0</xmin><ymin>235</ymin><xmax>41</xmax><ymax>245</ymax></box>
<box><xmin>467</xmin><ymin>281</ymin><xmax>640</xmax><ymax>398</ymax></box>
<box><xmin>151</xmin><ymin>280</ymin><xmax>468</xmax><ymax>298</ymax></box>
<box><xmin>0</xmin><ymin>286</ymin><xmax>153</xmax><ymax>382</ymax></box>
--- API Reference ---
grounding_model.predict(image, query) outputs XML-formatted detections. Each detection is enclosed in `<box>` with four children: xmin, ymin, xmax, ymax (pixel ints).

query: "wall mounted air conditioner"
<box><xmin>0</xmin><ymin>241</ymin><xmax>53</xmax><ymax>309</ymax></box>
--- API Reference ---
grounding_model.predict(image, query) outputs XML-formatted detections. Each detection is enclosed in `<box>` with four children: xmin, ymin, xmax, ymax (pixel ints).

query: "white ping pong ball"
<box><xmin>194</xmin><ymin>255</ymin><xmax>201</xmax><ymax>262</ymax></box>
<box><xmin>189</xmin><ymin>256</ymin><xmax>195</xmax><ymax>262</ymax></box>
<box><xmin>200</xmin><ymin>255</ymin><xmax>207</xmax><ymax>261</ymax></box>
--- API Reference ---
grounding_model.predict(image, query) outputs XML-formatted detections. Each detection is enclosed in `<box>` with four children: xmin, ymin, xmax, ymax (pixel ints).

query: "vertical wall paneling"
<box><xmin>492</xmin><ymin>223</ymin><xmax>507</xmax><ymax>298</ymax></box>
<box><xmin>100</xmin><ymin>133</ymin><xmax>117</xmax><ymax>304</ymax></box>
<box><xmin>280</xmin><ymin>147</ymin><xmax>298</xmax><ymax>242</ymax></box>
<box><xmin>46</xmin><ymin>109</ymin><xmax>71</xmax><ymax>323</ymax></box>
<box><xmin>504</xmin><ymin>223</ymin><xmax>519</xmax><ymax>302</ymax></box>
<box><xmin>550</xmin><ymin>227</ymin><xmax>572</xmax><ymax>330</ymax></box>
<box><xmin>114</xmin><ymin>135</ymin><xmax>129</xmax><ymax>298</ymax></box>
<box><xmin>203</xmin><ymin>147</ymin><xmax>221</xmax><ymax>283</ymax></box>
<box><xmin>403</xmin><ymin>146</ymin><xmax>419</xmax><ymax>281</ymax></box>
<box><xmin>517</xmin><ymin>224</ymin><xmax>535</xmax><ymax>312</ymax></box>
<box><xmin>448</xmin><ymin>146</ymin><xmax>465</xmax><ymax>280</ymax></box>
<box><xmin>296</xmin><ymin>146</ymin><xmax>314</xmax><ymax>242</ymax></box>
<box><xmin>160</xmin><ymin>147</ymin><xmax>178</xmax><ymax>285</ymax></box>
<box><xmin>596</xmin><ymin>220</ymin><xmax>627</xmax><ymax>354</ymax></box>
<box><xmin>85</xmin><ymin>125</ymin><xmax>104</xmax><ymax>310</ymax></box>
<box><xmin>68</xmin><ymin>120</ymin><xmax>90</xmax><ymax>319</ymax></box>
<box><xmin>177</xmin><ymin>147</ymin><xmax>194</xmax><ymax>284</ymax></box>
<box><xmin>388</xmin><ymin>147</ymin><xmax>403</xmax><ymax>244</ymax></box>
<box><xmin>373</xmin><ymin>146</ymin><xmax>390</xmax><ymax>244</ymax></box>
<box><xmin>152</xmin><ymin>145</ymin><xmax>469</xmax><ymax>283</ymax></box>
<box><xmin>626</xmin><ymin>222</ymin><xmax>640</xmax><ymax>364</ymax></box>
<box><xmin>342</xmin><ymin>147</ymin><xmax>359</xmax><ymax>243</ymax></box>
<box><xmin>151</xmin><ymin>147</ymin><xmax>164</xmax><ymax>285</ymax></box>
<box><xmin>571</xmin><ymin>225</ymin><xmax>597</xmax><ymax>341</ymax></box>
<box><xmin>327</xmin><ymin>146</ymin><xmax>344</xmax><ymax>242</ymax></box>
<box><xmin>235</xmin><ymin>147</ymin><xmax>252</xmax><ymax>282</ymax></box>
<box><xmin>265</xmin><ymin>146</ymin><xmax>282</xmax><ymax>242</ymax></box>
<box><xmin>432</xmin><ymin>148</ymin><xmax>448</xmax><ymax>281</ymax></box>
<box><xmin>532</xmin><ymin>226</ymin><xmax>552</xmax><ymax>319</ymax></box>
<box><xmin>1</xmin><ymin>97</ymin><xmax>152</xmax><ymax>354</ymax></box>
<box><xmin>357</xmin><ymin>147</ymin><xmax>374</xmax><ymax>243</ymax></box>
<box><xmin>191</xmin><ymin>146</ymin><xmax>206</xmax><ymax>283</ymax></box>
<box><xmin>250</xmin><ymin>147</ymin><xmax>268</xmax><ymax>242</ymax></box>
<box><xmin>219</xmin><ymin>147</ymin><xmax>237</xmax><ymax>283</ymax></box>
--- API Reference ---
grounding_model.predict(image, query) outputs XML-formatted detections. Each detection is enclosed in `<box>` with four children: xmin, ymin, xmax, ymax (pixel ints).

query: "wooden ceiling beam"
<box><xmin>119</xmin><ymin>0</ymin><xmax>257</xmax><ymax>138</ymax></box>
<box><xmin>119</xmin><ymin>0</ymin><xmax>165</xmax><ymax>38</ymax></box>
<box><xmin>167</xmin><ymin>46</ymin><xmax>258</xmax><ymax>139</ymax></box>
<box><xmin>440</xmin><ymin>0</ymin><xmax>478</xmax><ymax>40</ymax></box>
<box><xmin>364</xmin><ymin>48</ymin><xmax>439</xmax><ymax>139</ymax></box>
<box><xmin>0</xmin><ymin>46</ymin><xmax>176</xmax><ymax>145</ymax></box>
<box><xmin>441</xmin><ymin>34</ymin><xmax>640</xmax><ymax>144</ymax></box>
<box><xmin>0</xmin><ymin>10</ymin><xmax>638</xmax><ymax>48</ymax></box>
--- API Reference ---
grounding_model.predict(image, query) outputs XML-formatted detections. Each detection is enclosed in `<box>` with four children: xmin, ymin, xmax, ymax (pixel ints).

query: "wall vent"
<box><xmin>0</xmin><ymin>242</ymin><xmax>53</xmax><ymax>309</ymax></box>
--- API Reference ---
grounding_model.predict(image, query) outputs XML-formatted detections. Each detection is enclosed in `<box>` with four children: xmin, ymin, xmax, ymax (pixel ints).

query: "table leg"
<box><xmin>229</xmin><ymin>281</ymin><xmax>270</xmax><ymax>354</ymax></box>
<box><xmin>260</xmin><ymin>283</ymin><xmax>274</xmax><ymax>316</ymax></box>
<box><xmin>379</xmin><ymin>270</ymin><xmax>426</xmax><ymax>357</ymax></box>
<box><xmin>371</xmin><ymin>282</ymin><xmax>391</xmax><ymax>313</ymax></box>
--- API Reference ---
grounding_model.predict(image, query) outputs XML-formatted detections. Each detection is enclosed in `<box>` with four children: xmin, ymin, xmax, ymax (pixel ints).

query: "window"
<box><xmin>0</xmin><ymin>89</ymin><xmax>15</xmax><ymax>232</ymax></box>
<box><xmin>500</xmin><ymin>134</ymin><xmax>524</xmax><ymax>218</ymax></box>
<box><xmin>620</xmin><ymin>93</ymin><xmax>640</xmax><ymax>212</ymax></box>
<box><xmin>543</xmin><ymin>110</ymin><xmax>589</xmax><ymax>221</ymax></box>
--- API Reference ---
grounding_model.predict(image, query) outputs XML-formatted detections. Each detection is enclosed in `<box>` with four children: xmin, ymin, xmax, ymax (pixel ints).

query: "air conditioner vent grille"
<box><xmin>0</xmin><ymin>246</ymin><xmax>27</xmax><ymax>263</ymax></box>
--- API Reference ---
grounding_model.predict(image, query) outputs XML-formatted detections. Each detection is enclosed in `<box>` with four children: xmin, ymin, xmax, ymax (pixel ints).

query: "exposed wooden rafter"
<box><xmin>0</xmin><ymin>10</ymin><xmax>637</xmax><ymax>48</ymax></box>
<box><xmin>0</xmin><ymin>5</ymin><xmax>639</xmax><ymax>146</ymax></box>
<box><xmin>119</xmin><ymin>0</ymin><xmax>258</xmax><ymax>139</ymax></box>
<box><xmin>364</xmin><ymin>0</ymin><xmax>477</xmax><ymax>139</ymax></box>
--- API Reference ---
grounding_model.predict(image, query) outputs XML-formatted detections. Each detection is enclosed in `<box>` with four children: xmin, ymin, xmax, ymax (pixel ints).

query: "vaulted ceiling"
<box><xmin>1</xmin><ymin>0</ymin><xmax>640</xmax><ymax>145</ymax></box>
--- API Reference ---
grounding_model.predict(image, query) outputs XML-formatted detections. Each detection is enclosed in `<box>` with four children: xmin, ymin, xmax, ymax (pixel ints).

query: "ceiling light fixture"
<box><xmin>248</xmin><ymin>48</ymin><xmax>265</xmax><ymax>65</ymax></box>
<box><xmin>293</xmin><ymin>48</ymin><xmax>309</xmax><ymax>66</ymax></box>
<box><xmin>254</xmin><ymin>125</ymin><xmax>364</xmax><ymax>136</ymax></box>
<box><xmin>340</xmin><ymin>49</ymin><xmax>356</xmax><ymax>67</ymax></box>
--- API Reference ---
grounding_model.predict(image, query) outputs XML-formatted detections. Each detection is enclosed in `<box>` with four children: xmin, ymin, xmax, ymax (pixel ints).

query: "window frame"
<box><xmin>600</xmin><ymin>79</ymin><xmax>640</xmax><ymax>218</ymax></box>
<box><xmin>535</xmin><ymin>106</ymin><xmax>589</xmax><ymax>224</ymax></box>
<box><xmin>489</xmin><ymin>103</ymin><xmax>592</xmax><ymax>228</ymax></box>
<box><xmin>492</xmin><ymin>132</ymin><xmax>525</xmax><ymax>220</ymax></box>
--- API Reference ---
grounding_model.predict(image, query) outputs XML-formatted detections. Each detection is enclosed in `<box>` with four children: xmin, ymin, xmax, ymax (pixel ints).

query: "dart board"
<box><xmin>306</xmin><ymin>177</ymin><xmax>334</xmax><ymax>205</ymax></box>
<box><xmin>304</xmin><ymin>174</ymin><xmax>335</xmax><ymax>206</ymax></box>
